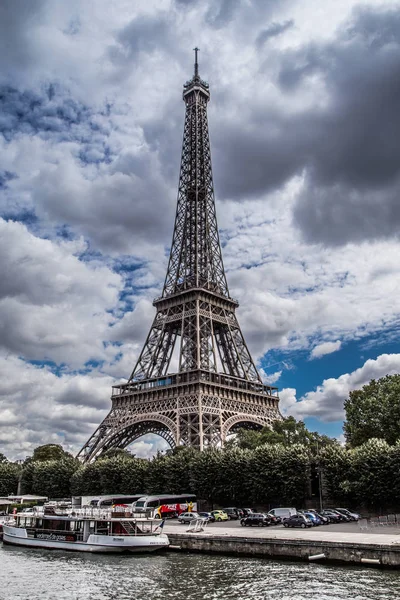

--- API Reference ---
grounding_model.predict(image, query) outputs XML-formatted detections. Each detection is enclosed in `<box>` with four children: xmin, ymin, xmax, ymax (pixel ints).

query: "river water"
<box><xmin>0</xmin><ymin>545</ymin><xmax>399</xmax><ymax>600</ymax></box>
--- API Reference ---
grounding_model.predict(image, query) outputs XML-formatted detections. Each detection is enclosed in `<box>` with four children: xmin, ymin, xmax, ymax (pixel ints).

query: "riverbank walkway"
<box><xmin>164</xmin><ymin>521</ymin><xmax>400</xmax><ymax>567</ymax></box>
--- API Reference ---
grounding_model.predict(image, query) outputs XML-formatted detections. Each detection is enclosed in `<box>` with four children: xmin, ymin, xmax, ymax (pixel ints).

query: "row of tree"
<box><xmin>1</xmin><ymin>374</ymin><xmax>400</xmax><ymax>510</ymax></box>
<box><xmin>1</xmin><ymin>438</ymin><xmax>400</xmax><ymax>511</ymax></box>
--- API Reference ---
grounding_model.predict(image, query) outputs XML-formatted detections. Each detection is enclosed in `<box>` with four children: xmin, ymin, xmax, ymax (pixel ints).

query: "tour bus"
<box><xmin>133</xmin><ymin>494</ymin><xmax>197</xmax><ymax>519</ymax></box>
<box><xmin>86</xmin><ymin>495</ymin><xmax>146</xmax><ymax>508</ymax></box>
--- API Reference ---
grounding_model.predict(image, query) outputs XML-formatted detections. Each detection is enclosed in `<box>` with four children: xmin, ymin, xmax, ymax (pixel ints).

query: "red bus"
<box><xmin>133</xmin><ymin>494</ymin><xmax>197</xmax><ymax>518</ymax></box>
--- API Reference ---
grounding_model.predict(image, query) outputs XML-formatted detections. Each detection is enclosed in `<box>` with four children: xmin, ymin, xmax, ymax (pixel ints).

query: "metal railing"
<box><xmin>112</xmin><ymin>369</ymin><xmax>278</xmax><ymax>397</ymax></box>
<box><xmin>37</xmin><ymin>507</ymin><xmax>155</xmax><ymax>520</ymax></box>
<box><xmin>358</xmin><ymin>514</ymin><xmax>400</xmax><ymax>530</ymax></box>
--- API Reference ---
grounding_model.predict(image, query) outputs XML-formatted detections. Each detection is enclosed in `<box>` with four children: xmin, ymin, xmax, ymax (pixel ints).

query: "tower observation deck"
<box><xmin>78</xmin><ymin>51</ymin><xmax>281</xmax><ymax>462</ymax></box>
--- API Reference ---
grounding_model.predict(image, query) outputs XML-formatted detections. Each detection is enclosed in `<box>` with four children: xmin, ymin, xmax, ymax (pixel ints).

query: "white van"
<box><xmin>268</xmin><ymin>507</ymin><xmax>297</xmax><ymax>520</ymax></box>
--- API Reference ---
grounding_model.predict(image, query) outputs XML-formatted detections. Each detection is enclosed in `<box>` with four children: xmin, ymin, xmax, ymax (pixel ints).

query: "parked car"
<box><xmin>223</xmin><ymin>507</ymin><xmax>240</xmax><ymax>520</ymax></box>
<box><xmin>198</xmin><ymin>512</ymin><xmax>215</xmax><ymax>523</ymax></box>
<box><xmin>211</xmin><ymin>510</ymin><xmax>229</xmax><ymax>522</ymax></box>
<box><xmin>307</xmin><ymin>509</ymin><xmax>330</xmax><ymax>525</ymax></box>
<box><xmin>240</xmin><ymin>513</ymin><xmax>273</xmax><ymax>527</ymax></box>
<box><xmin>283</xmin><ymin>514</ymin><xmax>313</xmax><ymax>528</ymax></box>
<box><xmin>240</xmin><ymin>508</ymin><xmax>254</xmax><ymax>517</ymax></box>
<box><xmin>268</xmin><ymin>507</ymin><xmax>297</xmax><ymax>522</ymax></box>
<box><xmin>299</xmin><ymin>511</ymin><xmax>322</xmax><ymax>526</ymax></box>
<box><xmin>266</xmin><ymin>514</ymin><xmax>280</xmax><ymax>525</ymax></box>
<box><xmin>178</xmin><ymin>512</ymin><xmax>201</xmax><ymax>524</ymax></box>
<box><xmin>326</xmin><ymin>508</ymin><xmax>351</xmax><ymax>522</ymax></box>
<box><xmin>335</xmin><ymin>508</ymin><xmax>360</xmax><ymax>521</ymax></box>
<box><xmin>320</xmin><ymin>509</ymin><xmax>342</xmax><ymax>523</ymax></box>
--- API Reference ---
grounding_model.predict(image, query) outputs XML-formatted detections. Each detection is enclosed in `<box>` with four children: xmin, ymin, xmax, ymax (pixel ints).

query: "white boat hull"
<box><xmin>2</xmin><ymin>525</ymin><xmax>169</xmax><ymax>553</ymax></box>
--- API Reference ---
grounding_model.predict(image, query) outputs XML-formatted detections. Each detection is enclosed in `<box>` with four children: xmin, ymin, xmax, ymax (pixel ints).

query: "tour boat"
<box><xmin>2</xmin><ymin>506</ymin><xmax>169</xmax><ymax>553</ymax></box>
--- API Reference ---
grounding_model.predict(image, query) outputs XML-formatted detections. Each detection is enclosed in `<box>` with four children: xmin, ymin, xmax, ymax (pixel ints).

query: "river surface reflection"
<box><xmin>0</xmin><ymin>545</ymin><xmax>399</xmax><ymax>600</ymax></box>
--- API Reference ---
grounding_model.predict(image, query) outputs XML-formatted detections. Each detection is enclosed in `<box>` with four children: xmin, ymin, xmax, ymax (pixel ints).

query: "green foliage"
<box><xmin>320</xmin><ymin>438</ymin><xmax>400</xmax><ymax>509</ymax></box>
<box><xmin>234</xmin><ymin>417</ymin><xmax>338</xmax><ymax>453</ymax></box>
<box><xmin>189</xmin><ymin>449</ymin><xmax>223</xmax><ymax>506</ymax></box>
<box><xmin>0</xmin><ymin>452</ymin><xmax>8</xmax><ymax>464</ymax></box>
<box><xmin>350</xmin><ymin>438</ymin><xmax>393</xmax><ymax>508</ymax></box>
<box><xmin>248</xmin><ymin>443</ymin><xmax>310</xmax><ymax>506</ymax></box>
<box><xmin>10</xmin><ymin>427</ymin><xmax>400</xmax><ymax>511</ymax></box>
<box><xmin>31</xmin><ymin>444</ymin><xmax>74</xmax><ymax>462</ymax></box>
<box><xmin>0</xmin><ymin>462</ymin><xmax>20</xmax><ymax>496</ymax></box>
<box><xmin>145</xmin><ymin>453</ymin><xmax>169</xmax><ymax>494</ymax></box>
<box><xmin>70</xmin><ymin>462</ymin><xmax>103</xmax><ymax>496</ymax></box>
<box><xmin>19</xmin><ymin>444</ymin><xmax>79</xmax><ymax>497</ymax></box>
<box><xmin>320</xmin><ymin>444</ymin><xmax>354</xmax><ymax>504</ymax></box>
<box><xmin>100</xmin><ymin>448</ymin><xmax>134</xmax><ymax>460</ymax></box>
<box><xmin>344</xmin><ymin>374</ymin><xmax>400</xmax><ymax>447</ymax></box>
<box><xmin>216</xmin><ymin>447</ymin><xmax>252</xmax><ymax>506</ymax></box>
<box><xmin>19</xmin><ymin>461</ymin><xmax>35</xmax><ymax>495</ymax></box>
<box><xmin>31</xmin><ymin>458</ymin><xmax>80</xmax><ymax>498</ymax></box>
<box><xmin>71</xmin><ymin>455</ymin><xmax>149</xmax><ymax>496</ymax></box>
<box><xmin>161</xmin><ymin>447</ymin><xmax>197</xmax><ymax>494</ymax></box>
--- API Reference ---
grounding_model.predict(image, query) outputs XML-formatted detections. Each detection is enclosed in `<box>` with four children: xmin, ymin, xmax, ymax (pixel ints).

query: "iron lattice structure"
<box><xmin>78</xmin><ymin>51</ymin><xmax>281</xmax><ymax>462</ymax></box>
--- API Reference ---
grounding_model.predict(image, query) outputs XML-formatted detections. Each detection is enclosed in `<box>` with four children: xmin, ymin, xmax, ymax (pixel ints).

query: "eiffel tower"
<box><xmin>78</xmin><ymin>50</ymin><xmax>281</xmax><ymax>462</ymax></box>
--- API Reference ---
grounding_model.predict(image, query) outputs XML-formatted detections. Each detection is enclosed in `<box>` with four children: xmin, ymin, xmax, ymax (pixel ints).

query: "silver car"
<box><xmin>178</xmin><ymin>511</ymin><xmax>201</xmax><ymax>524</ymax></box>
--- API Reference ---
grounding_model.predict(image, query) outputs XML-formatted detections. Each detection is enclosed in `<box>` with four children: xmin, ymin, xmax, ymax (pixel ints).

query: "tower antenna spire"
<box><xmin>193</xmin><ymin>47</ymin><xmax>199</xmax><ymax>78</ymax></box>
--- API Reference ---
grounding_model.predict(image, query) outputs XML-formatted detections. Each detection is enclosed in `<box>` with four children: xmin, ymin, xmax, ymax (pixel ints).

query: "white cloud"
<box><xmin>0</xmin><ymin>218</ymin><xmax>122</xmax><ymax>365</ymax></box>
<box><xmin>128</xmin><ymin>435</ymin><xmax>169</xmax><ymax>459</ymax></box>
<box><xmin>311</xmin><ymin>340</ymin><xmax>342</xmax><ymax>359</ymax></box>
<box><xmin>281</xmin><ymin>353</ymin><xmax>400</xmax><ymax>422</ymax></box>
<box><xmin>260</xmin><ymin>369</ymin><xmax>282</xmax><ymax>384</ymax></box>
<box><xmin>222</xmin><ymin>191</ymin><xmax>400</xmax><ymax>360</ymax></box>
<box><xmin>0</xmin><ymin>354</ymin><xmax>114</xmax><ymax>460</ymax></box>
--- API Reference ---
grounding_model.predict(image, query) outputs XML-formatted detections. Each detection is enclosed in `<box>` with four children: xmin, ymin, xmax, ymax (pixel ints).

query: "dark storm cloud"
<box><xmin>293</xmin><ymin>177</ymin><xmax>400</xmax><ymax>246</ymax></box>
<box><xmin>212</xmin><ymin>6</ymin><xmax>400</xmax><ymax>246</ymax></box>
<box><xmin>0</xmin><ymin>0</ymin><xmax>48</xmax><ymax>72</ymax></box>
<box><xmin>256</xmin><ymin>19</ymin><xmax>294</xmax><ymax>46</ymax></box>
<box><xmin>205</xmin><ymin>0</ymin><xmax>241</xmax><ymax>29</ymax></box>
<box><xmin>0</xmin><ymin>171</ymin><xmax>17</xmax><ymax>190</ymax></box>
<box><xmin>0</xmin><ymin>85</ymin><xmax>111</xmax><ymax>156</ymax></box>
<box><xmin>108</xmin><ymin>14</ymin><xmax>171</xmax><ymax>65</ymax></box>
<box><xmin>174</xmin><ymin>0</ymin><xmax>199</xmax><ymax>5</ymax></box>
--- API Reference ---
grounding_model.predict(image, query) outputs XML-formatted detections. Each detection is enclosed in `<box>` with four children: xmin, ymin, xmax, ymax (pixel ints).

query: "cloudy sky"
<box><xmin>1</xmin><ymin>0</ymin><xmax>400</xmax><ymax>460</ymax></box>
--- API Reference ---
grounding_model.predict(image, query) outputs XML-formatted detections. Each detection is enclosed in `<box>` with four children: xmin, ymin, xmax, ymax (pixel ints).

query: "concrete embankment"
<box><xmin>165</xmin><ymin>524</ymin><xmax>400</xmax><ymax>568</ymax></box>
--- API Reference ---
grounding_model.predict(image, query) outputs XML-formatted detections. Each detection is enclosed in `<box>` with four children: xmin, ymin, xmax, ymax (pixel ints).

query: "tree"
<box><xmin>0</xmin><ymin>462</ymin><xmax>20</xmax><ymax>496</ymax></box>
<box><xmin>320</xmin><ymin>444</ymin><xmax>355</xmax><ymax>505</ymax></box>
<box><xmin>189</xmin><ymin>449</ymin><xmax>224</xmax><ymax>508</ymax></box>
<box><xmin>70</xmin><ymin>463</ymin><xmax>103</xmax><ymax>496</ymax></box>
<box><xmin>162</xmin><ymin>447</ymin><xmax>197</xmax><ymax>494</ymax></box>
<box><xmin>0</xmin><ymin>452</ymin><xmax>8</xmax><ymax>464</ymax></box>
<box><xmin>31</xmin><ymin>459</ymin><xmax>80</xmax><ymax>498</ymax></box>
<box><xmin>31</xmin><ymin>444</ymin><xmax>74</xmax><ymax>462</ymax></box>
<box><xmin>344</xmin><ymin>374</ymin><xmax>400</xmax><ymax>447</ymax></box>
<box><xmin>350</xmin><ymin>438</ymin><xmax>393</xmax><ymax>509</ymax></box>
<box><xmin>234</xmin><ymin>417</ymin><xmax>338</xmax><ymax>452</ymax></box>
<box><xmin>248</xmin><ymin>443</ymin><xmax>310</xmax><ymax>507</ymax></box>
<box><xmin>100</xmin><ymin>448</ymin><xmax>134</xmax><ymax>460</ymax></box>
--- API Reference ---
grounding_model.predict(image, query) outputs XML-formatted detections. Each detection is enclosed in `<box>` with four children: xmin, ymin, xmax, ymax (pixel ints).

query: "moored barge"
<box><xmin>2</xmin><ymin>506</ymin><xmax>169</xmax><ymax>553</ymax></box>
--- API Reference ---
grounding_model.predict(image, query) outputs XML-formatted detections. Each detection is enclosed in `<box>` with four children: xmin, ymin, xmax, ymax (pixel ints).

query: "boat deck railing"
<box><xmin>33</xmin><ymin>507</ymin><xmax>156</xmax><ymax>520</ymax></box>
